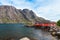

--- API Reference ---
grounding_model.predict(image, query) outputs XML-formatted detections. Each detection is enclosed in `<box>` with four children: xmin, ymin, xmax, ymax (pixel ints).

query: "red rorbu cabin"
<box><xmin>34</xmin><ymin>22</ymin><xmax>56</xmax><ymax>27</ymax></box>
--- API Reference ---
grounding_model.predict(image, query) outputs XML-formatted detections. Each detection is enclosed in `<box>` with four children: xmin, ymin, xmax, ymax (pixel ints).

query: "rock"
<box><xmin>20</xmin><ymin>37</ymin><xmax>30</xmax><ymax>40</ymax></box>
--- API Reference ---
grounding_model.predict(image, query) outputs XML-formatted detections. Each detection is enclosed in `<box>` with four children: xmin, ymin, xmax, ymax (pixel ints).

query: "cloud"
<box><xmin>34</xmin><ymin>0</ymin><xmax>60</xmax><ymax>21</ymax></box>
<box><xmin>0</xmin><ymin>0</ymin><xmax>60</xmax><ymax>21</ymax></box>
<box><xmin>0</xmin><ymin>0</ymin><xmax>11</xmax><ymax>5</ymax></box>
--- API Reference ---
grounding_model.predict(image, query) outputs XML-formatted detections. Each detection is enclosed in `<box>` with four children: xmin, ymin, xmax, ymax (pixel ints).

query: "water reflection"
<box><xmin>0</xmin><ymin>23</ymin><xmax>56</xmax><ymax>40</ymax></box>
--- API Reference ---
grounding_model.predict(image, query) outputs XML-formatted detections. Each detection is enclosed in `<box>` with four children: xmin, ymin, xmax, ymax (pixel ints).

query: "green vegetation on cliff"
<box><xmin>57</xmin><ymin>20</ymin><xmax>60</xmax><ymax>26</ymax></box>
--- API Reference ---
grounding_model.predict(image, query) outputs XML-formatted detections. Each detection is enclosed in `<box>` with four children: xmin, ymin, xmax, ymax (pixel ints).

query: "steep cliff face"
<box><xmin>0</xmin><ymin>5</ymin><xmax>51</xmax><ymax>23</ymax></box>
<box><xmin>0</xmin><ymin>6</ymin><xmax>24</xmax><ymax>23</ymax></box>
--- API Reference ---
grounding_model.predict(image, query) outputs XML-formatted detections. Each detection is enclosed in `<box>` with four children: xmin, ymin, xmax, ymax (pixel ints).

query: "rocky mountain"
<box><xmin>0</xmin><ymin>5</ymin><xmax>51</xmax><ymax>24</ymax></box>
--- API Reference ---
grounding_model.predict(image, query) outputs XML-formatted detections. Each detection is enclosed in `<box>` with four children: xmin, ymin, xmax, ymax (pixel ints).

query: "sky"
<box><xmin>0</xmin><ymin>0</ymin><xmax>60</xmax><ymax>22</ymax></box>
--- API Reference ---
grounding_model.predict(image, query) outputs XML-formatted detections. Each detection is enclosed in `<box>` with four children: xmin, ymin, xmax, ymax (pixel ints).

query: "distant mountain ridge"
<box><xmin>0</xmin><ymin>5</ymin><xmax>51</xmax><ymax>24</ymax></box>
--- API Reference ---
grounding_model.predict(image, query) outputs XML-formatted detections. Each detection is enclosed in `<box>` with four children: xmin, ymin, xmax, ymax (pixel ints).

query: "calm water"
<box><xmin>0</xmin><ymin>23</ymin><xmax>56</xmax><ymax>40</ymax></box>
